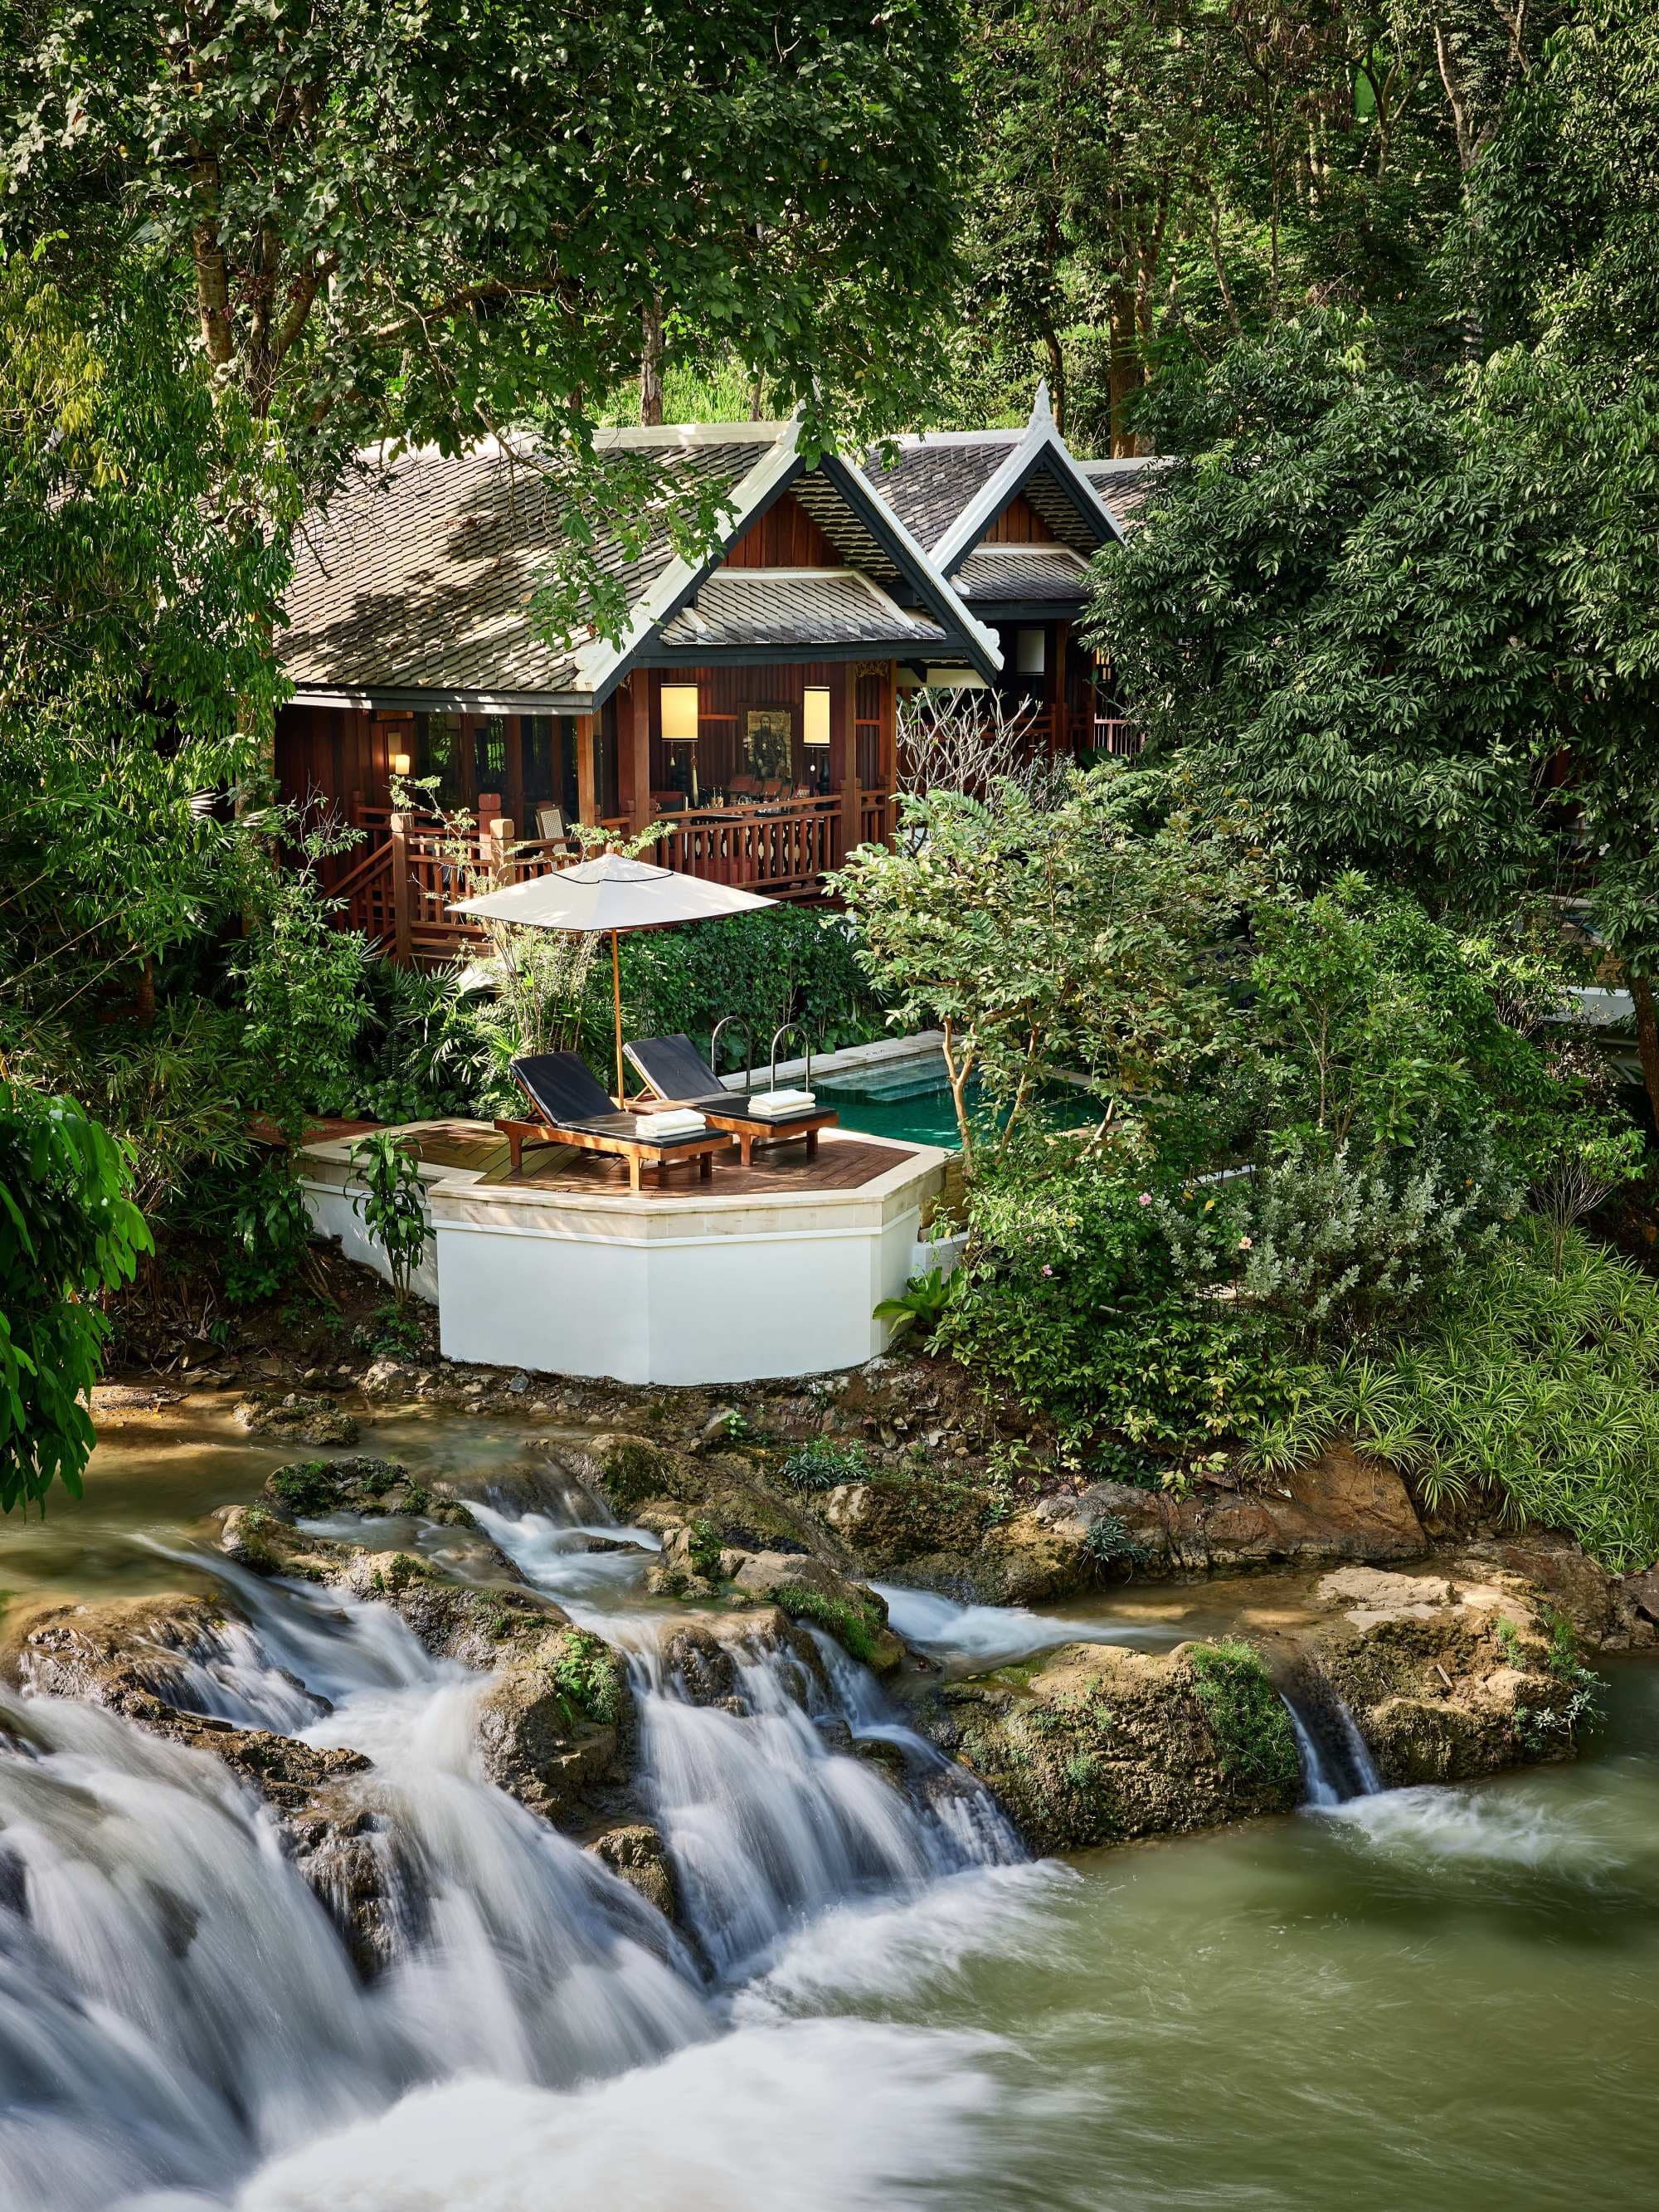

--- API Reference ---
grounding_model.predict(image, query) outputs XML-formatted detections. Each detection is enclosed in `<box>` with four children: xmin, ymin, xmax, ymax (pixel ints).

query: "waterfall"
<box><xmin>1283</xmin><ymin>1683</ymin><xmax>1385</xmax><ymax>1807</ymax></box>
<box><xmin>0</xmin><ymin>1477</ymin><xmax>1029</xmax><ymax>2207</ymax></box>
<box><xmin>629</xmin><ymin>1627</ymin><xmax>1021</xmax><ymax>1977</ymax></box>
<box><xmin>0</xmin><ymin>1568</ymin><xmax>710</xmax><ymax>2212</ymax></box>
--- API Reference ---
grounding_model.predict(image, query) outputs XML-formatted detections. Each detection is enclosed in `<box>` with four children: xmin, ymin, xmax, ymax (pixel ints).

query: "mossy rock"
<box><xmin>263</xmin><ymin>1456</ymin><xmax>473</xmax><ymax>1527</ymax></box>
<box><xmin>922</xmin><ymin>1638</ymin><xmax>1301</xmax><ymax>1854</ymax></box>
<box><xmin>728</xmin><ymin>1552</ymin><xmax>904</xmax><ymax>1674</ymax></box>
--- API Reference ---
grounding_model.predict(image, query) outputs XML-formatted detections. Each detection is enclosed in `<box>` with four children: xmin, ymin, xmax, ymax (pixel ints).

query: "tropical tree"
<box><xmin>0</xmin><ymin>1081</ymin><xmax>150</xmax><ymax>1513</ymax></box>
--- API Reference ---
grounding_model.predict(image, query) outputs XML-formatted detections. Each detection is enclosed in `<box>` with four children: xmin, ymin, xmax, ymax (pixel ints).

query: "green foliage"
<box><xmin>8</xmin><ymin>0</ymin><xmax>964</xmax><ymax>627</ymax></box>
<box><xmin>831</xmin><ymin>764</ymin><xmax>1263</xmax><ymax>1176</ymax></box>
<box><xmin>221</xmin><ymin>1160</ymin><xmax>314</xmax><ymax>1308</ymax></box>
<box><xmin>1080</xmin><ymin>1512</ymin><xmax>1148</xmax><ymax>1576</ymax></box>
<box><xmin>1281</xmin><ymin>1227</ymin><xmax>1659</xmax><ymax>1571</ymax></box>
<box><xmin>1159</xmin><ymin>1135</ymin><xmax>1514</xmax><ymax>1353</ymax></box>
<box><xmin>0</xmin><ymin>1083</ymin><xmax>150</xmax><ymax>1514</ymax></box>
<box><xmin>776</xmin><ymin>1439</ymin><xmax>875</xmax><ymax>1492</ymax></box>
<box><xmin>1187</xmin><ymin>1639</ymin><xmax>1301</xmax><ymax>1797</ymax></box>
<box><xmin>348</xmin><ymin>1133</ymin><xmax>429</xmax><ymax>1312</ymax></box>
<box><xmin>940</xmin><ymin>1138</ymin><xmax>1298</xmax><ymax>1475</ymax></box>
<box><xmin>545</xmin><ymin>1628</ymin><xmax>625</xmax><ymax>1731</ymax></box>
<box><xmin>873</xmin><ymin>1269</ymin><xmax>959</xmax><ymax>1347</ymax></box>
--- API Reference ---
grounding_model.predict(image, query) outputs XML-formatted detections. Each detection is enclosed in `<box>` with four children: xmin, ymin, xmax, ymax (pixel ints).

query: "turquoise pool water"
<box><xmin>815</xmin><ymin>1051</ymin><xmax>970</xmax><ymax>1148</ymax></box>
<box><xmin>818</xmin><ymin>1050</ymin><xmax>1084</xmax><ymax>1150</ymax></box>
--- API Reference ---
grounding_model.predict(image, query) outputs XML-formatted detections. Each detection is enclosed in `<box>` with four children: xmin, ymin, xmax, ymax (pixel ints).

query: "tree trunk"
<box><xmin>1631</xmin><ymin>972</ymin><xmax>1659</xmax><ymax>1139</ymax></box>
<box><xmin>640</xmin><ymin>298</ymin><xmax>665</xmax><ymax>426</ymax></box>
<box><xmin>1107</xmin><ymin>289</ymin><xmax>1140</xmax><ymax>457</ymax></box>
<box><xmin>1043</xmin><ymin>328</ymin><xmax>1067</xmax><ymax>435</ymax></box>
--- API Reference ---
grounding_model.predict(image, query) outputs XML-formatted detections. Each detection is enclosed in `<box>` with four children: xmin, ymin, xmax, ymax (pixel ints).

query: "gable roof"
<box><xmin>653</xmin><ymin>569</ymin><xmax>947</xmax><ymax>655</ymax></box>
<box><xmin>857</xmin><ymin>388</ymin><xmax>1126</xmax><ymax>596</ymax></box>
<box><xmin>281</xmin><ymin>420</ymin><xmax>1000</xmax><ymax>712</ymax></box>
<box><xmin>953</xmin><ymin>543</ymin><xmax>1092</xmax><ymax>605</ymax></box>
<box><xmin>1078</xmin><ymin>456</ymin><xmax>1170</xmax><ymax>534</ymax></box>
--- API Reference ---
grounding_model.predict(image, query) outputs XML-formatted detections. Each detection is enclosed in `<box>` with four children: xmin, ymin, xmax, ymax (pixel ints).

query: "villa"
<box><xmin>277</xmin><ymin>387</ymin><xmax>1156</xmax><ymax>960</ymax></box>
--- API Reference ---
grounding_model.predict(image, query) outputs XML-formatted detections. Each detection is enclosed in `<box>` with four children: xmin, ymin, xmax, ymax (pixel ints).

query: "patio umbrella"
<box><xmin>452</xmin><ymin>852</ymin><xmax>775</xmax><ymax>1106</ymax></box>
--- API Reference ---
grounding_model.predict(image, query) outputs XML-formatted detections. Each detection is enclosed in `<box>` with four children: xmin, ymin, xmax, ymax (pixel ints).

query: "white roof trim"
<box><xmin>571</xmin><ymin>421</ymin><xmax>1005</xmax><ymax>695</ymax></box>
<box><xmin>930</xmin><ymin>412</ymin><xmax>1126</xmax><ymax>576</ymax></box>
<box><xmin>568</xmin><ymin>423</ymin><xmax>806</xmax><ymax>691</ymax></box>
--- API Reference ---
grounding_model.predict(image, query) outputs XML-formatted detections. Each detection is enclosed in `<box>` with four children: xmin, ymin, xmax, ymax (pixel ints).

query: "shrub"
<box><xmin>348</xmin><ymin>1132</ymin><xmax>429</xmax><ymax>1310</ymax></box>
<box><xmin>221</xmin><ymin>1158</ymin><xmax>314</xmax><ymax>1305</ymax></box>
<box><xmin>1158</xmin><ymin>1132</ymin><xmax>1517</xmax><ymax>1352</ymax></box>
<box><xmin>777</xmin><ymin>1439</ymin><xmax>874</xmax><ymax>1491</ymax></box>
<box><xmin>937</xmin><ymin>1138</ymin><xmax>1297</xmax><ymax>1475</ymax></box>
<box><xmin>1259</xmin><ymin>1225</ymin><xmax>1659</xmax><ymax>1571</ymax></box>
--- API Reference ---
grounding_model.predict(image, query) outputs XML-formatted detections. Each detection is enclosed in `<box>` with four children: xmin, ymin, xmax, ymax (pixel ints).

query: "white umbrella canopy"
<box><xmin>452</xmin><ymin>852</ymin><xmax>776</xmax><ymax>1105</ymax></box>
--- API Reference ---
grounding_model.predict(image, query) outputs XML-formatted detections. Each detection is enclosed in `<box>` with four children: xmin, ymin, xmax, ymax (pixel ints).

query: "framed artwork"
<box><xmin>744</xmin><ymin>705</ymin><xmax>793</xmax><ymax>782</ymax></box>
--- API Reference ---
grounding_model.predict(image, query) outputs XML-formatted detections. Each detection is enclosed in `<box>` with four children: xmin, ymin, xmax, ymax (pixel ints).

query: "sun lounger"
<box><xmin>496</xmin><ymin>1052</ymin><xmax>732</xmax><ymax>1191</ymax></box>
<box><xmin>623</xmin><ymin>1032</ymin><xmax>839</xmax><ymax>1167</ymax></box>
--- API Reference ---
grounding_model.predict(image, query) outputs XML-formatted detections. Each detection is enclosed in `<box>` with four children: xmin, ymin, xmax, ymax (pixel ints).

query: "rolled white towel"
<box><xmin>748</xmin><ymin>1088</ymin><xmax>816</xmax><ymax>1117</ymax></box>
<box><xmin>637</xmin><ymin>1108</ymin><xmax>708</xmax><ymax>1138</ymax></box>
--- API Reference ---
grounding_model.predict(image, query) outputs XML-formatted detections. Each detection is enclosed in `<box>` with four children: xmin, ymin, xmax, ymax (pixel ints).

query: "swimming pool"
<box><xmin>816</xmin><ymin>1049</ymin><xmax>1086</xmax><ymax>1150</ymax></box>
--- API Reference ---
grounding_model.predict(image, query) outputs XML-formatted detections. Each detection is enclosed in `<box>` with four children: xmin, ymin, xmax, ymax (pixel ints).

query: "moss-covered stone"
<box><xmin>922</xmin><ymin>1639</ymin><xmax>1301</xmax><ymax>1854</ymax></box>
<box><xmin>727</xmin><ymin>1552</ymin><xmax>904</xmax><ymax>1674</ymax></box>
<box><xmin>1187</xmin><ymin>1639</ymin><xmax>1301</xmax><ymax>1797</ymax></box>
<box><xmin>263</xmin><ymin>1456</ymin><xmax>474</xmax><ymax>1527</ymax></box>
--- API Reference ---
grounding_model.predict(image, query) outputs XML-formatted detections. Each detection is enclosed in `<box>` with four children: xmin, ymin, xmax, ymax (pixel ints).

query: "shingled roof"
<box><xmin>953</xmin><ymin>544</ymin><xmax>1093</xmax><ymax>602</ymax></box>
<box><xmin>859</xmin><ymin>437</ymin><xmax>1016</xmax><ymax>552</ymax></box>
<box><xmin>655</xmin><ymin>570</ymin><xmax>946</xmax><ymax>653</ymax></box>
<box><xmin>282</xmin><ymin>429</ymin><xmax>776</xmax><ymax>709</ymax></box>
<box><xmin>1079</xmin><ymin>457</ymin><xmax>1169</xmax><ymax>534</ymax></box>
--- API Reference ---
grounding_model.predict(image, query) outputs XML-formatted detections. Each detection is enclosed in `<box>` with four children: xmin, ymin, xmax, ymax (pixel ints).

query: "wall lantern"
<box><xmin>660</xmin><ymin>684</ymin><xmax>699</xmax><ymax>744</ymax></box>
<box><xmin>802</xmin><ymin>685</ymin><xmax>831</xmax><ymax>748</ymax></box>
<box><xmin>390</xmin><ymin>751</ymin><xmax>412</xmax><ymax>777</ymax></box>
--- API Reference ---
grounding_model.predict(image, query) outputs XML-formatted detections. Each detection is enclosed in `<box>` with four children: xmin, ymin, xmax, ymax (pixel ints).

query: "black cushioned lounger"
<box><xmin>495</xmin><ymin>1051</ymin><xmax>730</xmax><ymax>1190</ymax></box>
<box><xmin>623</xmin><ymin>1034</ymin><xmax>837</xmax><ymax>1167</ymax></box>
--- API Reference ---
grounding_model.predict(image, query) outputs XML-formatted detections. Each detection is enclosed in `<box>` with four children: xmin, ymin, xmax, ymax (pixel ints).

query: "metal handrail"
<box><xmin>767</xmin><ymin>1023</ymin><xmax>813</xmax><ymax>1096</ymax></box>
<box><xmin>709</xmin><ymin>1015</ymin><xmax>756</xmax><ymax>1089</ymax></box>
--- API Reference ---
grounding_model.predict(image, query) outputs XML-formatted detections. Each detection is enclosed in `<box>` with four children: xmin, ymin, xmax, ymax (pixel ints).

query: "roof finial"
<box><xmin>1030</xmin><ymin>378</ymin><xmax>1053</xmax><ymax>428</ymax></box>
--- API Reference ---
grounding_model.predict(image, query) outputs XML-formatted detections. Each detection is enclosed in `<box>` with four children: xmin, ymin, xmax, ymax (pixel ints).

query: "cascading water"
<box><xmin>0</xmin><ymin>1476</ymin><xmax>1033</xmax><ymax>2207</ymax></box>
<box><xmin>1283</xmin><ymin>1683</ymin><xmax>1385</xmax><ymax>1807</ymax></box>
<box><xmin>0</xmin><ymin>1562</ymin><xmax>710</xmax><ymax>2212</ymax></box>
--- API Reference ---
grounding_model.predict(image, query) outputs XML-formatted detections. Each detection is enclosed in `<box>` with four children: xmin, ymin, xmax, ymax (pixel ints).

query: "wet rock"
<box><xmin>1304</xmin><ymin>1557</ymin><xmax>1596</xmax><ymax>1785</ymax></box>
<box><xmin>359</xmin><ymin>1358</ymin><xmax>411</xmax><ymax>1402</ymax></box>
<box><xmin>263</xmin><ymin>1454</ymin><xmax>476</xmax><ymax>1528</ymax></box>
<box><xmin>233</xmin><ymin>1389</ymin><xmax>361</xmax><ymax>1448</ymax></box>
<box><xmin>2</xmin><ymin>1591</ymin><xmax>243</xmax><ymax>1714</ymax></box>
<box><xmin>924</xmin><ymin>1638</ymin><xmax>1301</xmax><ymax>1854</ymax></box>
<box><xmin>655</xmin><ymin>1608</ymin><xmax>824</xmax><ymax>1704</ymax></box>
<box><xmin>586</xmin><ymin>1822</ymin><xmax>680</xmax><ymax>1924</ymax></box>
<box><xmin>473</xmin><ymin>1623</ymin><xmax>632</xmax><ymax>1831</ymax></box>
<box><xmin>333</xmin><ymin>1550</ymin><xmax>565</xmax><ymax>1669</ymax></box>
<box><xmin>727</xmin><ymin>1552</ymin><xmax>905</xmax><ymax>1674</ymax></box>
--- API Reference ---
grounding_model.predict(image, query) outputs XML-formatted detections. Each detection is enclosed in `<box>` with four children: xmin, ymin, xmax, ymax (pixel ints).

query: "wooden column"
<box><xmin>574</xmin><ymin>712</ymin><xmax>596</xmax><ymax>831</ymax></box>
<box><xmin>879</xmin><ymin>660</ymin><xmax>898</xmax><ymax>801</ymax></box>
<box><xmin>620</xmin><ymin>677</ymin><xmax>653</xmax><ymax>839</ymax></box>
<box><xmin>831</xmin><ymin>663</ymin><xmax>858</xmax><ymax>858</ymax></box>
<box><xmin>389</xmin><ymin>812</ymin><xmax>413</xmax><ymax>964</ymax></box>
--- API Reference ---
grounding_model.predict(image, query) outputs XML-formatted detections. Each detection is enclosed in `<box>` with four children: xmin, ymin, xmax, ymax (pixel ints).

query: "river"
<box><xmin>2</xmin><ymin>1400</ymin><xmax>1655</xmax><ymax>2209</ymax></box>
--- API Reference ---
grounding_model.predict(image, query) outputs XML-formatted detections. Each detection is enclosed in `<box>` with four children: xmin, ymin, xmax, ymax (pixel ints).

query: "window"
<box><xmin>473</xmin><ymin>714</ymin><xmax>507</xmax><ymax>796</ymax></box>
<box><xmin>414</xmin><ymin>713</ymin><xmax>463</xmax><ymax>809</ymax></box>
<box><xmin>1015</xmin><ymin>627</ymin><xmax>1047</xmax><ymax>675</ymax></box>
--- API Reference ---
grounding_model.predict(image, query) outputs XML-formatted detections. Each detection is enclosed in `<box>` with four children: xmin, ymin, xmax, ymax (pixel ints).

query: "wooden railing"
<box><xmin>333</xmin><ymin>795</ymin><xmax>897</xmax><ymax>962</ymax></box>
<box><xmin>653</xmin><ymin>797</ymin><xmax>842</xmax><ymax>894</ymax></box>
<box><xmin>858</xmin><ymin>792</ymin><xmax>897</xmax><ymax>849</ymax></box>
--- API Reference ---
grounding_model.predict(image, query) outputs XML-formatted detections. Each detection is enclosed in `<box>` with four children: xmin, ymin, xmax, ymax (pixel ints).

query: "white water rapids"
<box><xmin>0</xmin><ymin>1492</ymin><xmax>1035</xmax><ymax>2210</ymax></box>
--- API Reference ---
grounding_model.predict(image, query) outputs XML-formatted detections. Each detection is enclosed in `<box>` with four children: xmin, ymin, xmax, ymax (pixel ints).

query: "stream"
<box><xmin>2</xmin><ymin>1399</ymin><xmax>1657</xmax><ymax>2209</ymax></box>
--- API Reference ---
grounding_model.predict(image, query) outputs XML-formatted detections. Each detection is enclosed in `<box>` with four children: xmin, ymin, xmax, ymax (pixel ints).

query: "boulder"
<box><xmin>262</xmin><ymin>1455</ymin><xmax>475</xmax><ymax>1528</ymax></box>
<box><xmin>234</xmin><ymin>1390</ymin><xmax>361</xmax><ymax>1447</ymax></box>
<box><xmin>575</xmin><ymin>1432</ymin><xmax>836</xmax><ymax>1563</ymax></box>
<box><xmin>1</xmin><ymin>1591</ymin><xmax>244</xmax><ymax>1714</ymax></box>
<box><xmin>1303</xmin><ymin>1558</ymin><xmax>1598</xmax><ymax>1785</ymax></box>
<box><xmin>586</xmin><ymin>1822</ymin><xmax>680</xmax><ymax>1924</ymax></box>
<box><xmin>923</xmin><ymin>1637</ymin><xmax>1301</xmax><ymax>1854</ymax></box>
<box><xmin>726</xmin><ymin>1552</ymin><xmax>905</xmax><ymax>1674</ymax></box>
<box><xmin>472</xmin><ymin>1623</ymin><xmax>633</xmax><ymax>1831</ymax></box>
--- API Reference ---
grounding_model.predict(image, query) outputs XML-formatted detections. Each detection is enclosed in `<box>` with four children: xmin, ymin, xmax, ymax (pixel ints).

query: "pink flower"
<box><xmin>1137</xmin><ymin>1191</ymin><xmax>1153</xmax><ymax>1206</ymax></box>
<box><xmin>1238</xmin><ymin>1235</ymin><xmax>1253</xmax><ymax>1251</ymax></box>
<box><xmin>1042</xmin><ymin>1264</ymin><xmax>1053</xmax><ymax>1277</ymax></box>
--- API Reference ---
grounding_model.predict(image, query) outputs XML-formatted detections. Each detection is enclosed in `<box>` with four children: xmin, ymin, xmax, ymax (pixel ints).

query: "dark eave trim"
<box><xmin>284</xmin><ymin>683</ymin><xmax>594</xmax><ymax>716</ymax></box>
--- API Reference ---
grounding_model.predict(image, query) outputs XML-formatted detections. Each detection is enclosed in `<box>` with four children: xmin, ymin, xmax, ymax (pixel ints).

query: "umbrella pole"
<box><xmin>611</xmin><ymin>930</ymin><xmax>625</xmax><ymax>1107</ymax></box>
